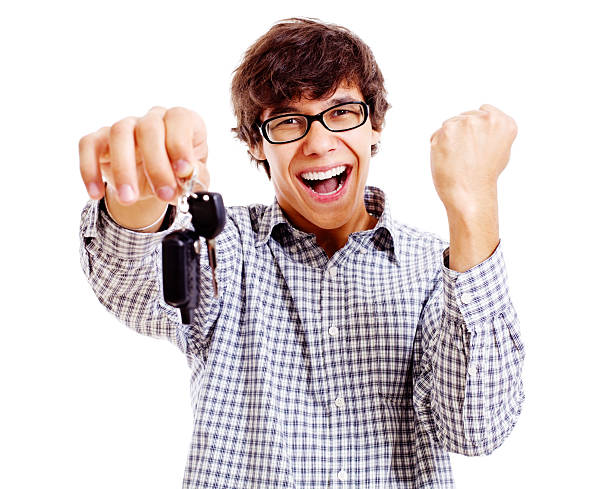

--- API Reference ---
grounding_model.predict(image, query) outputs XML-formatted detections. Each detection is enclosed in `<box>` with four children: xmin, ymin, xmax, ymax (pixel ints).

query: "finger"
<box><xmin>441</xmin><ymin>114</ymin><xmax>470</xmax><ymax>127</ymax></box>
<box><xmin>96</xmin><ymin>126</ymin><xmax>114</xmax><ymax>184</ymax></box>
<box><xmin>109</xmin><ymin>117</ymin><xmax>139</xmax><ymax>204</ymax></box>
<box><xmin>459</xmin><ymin>110</ymin><xmax>485</xmax><ymax>117</ymax></box>
<box><xmin>79</xmin><ymin>129</ymin><xmax>107</xmax><ymax>199</ymax></box>
<box><xmin>147</xmin><ymin>105</ymin><xmax>167</xmax><ymax>116</ymax></box>
<box><xmin>479</xmin><ymin>105</ymin><xmax>517</xmax><ymax>137</ymax></box>
<box><xmin>136</xmin><ymin>111</ymin><xmax>177</xmax><ymax>202</ymax></box>
<box><xmin>164</xmin><ymin>107</ymin><xmax>208</xmax><ymax>178</ymax></box>
<box><xmin>430</xmin><ymin>128</ymin><xmax>442</xmax><ymax>145</ymax></box>
<box><xmin>479</xmin><ymin>104</ymin><xmax>502</xmax><ymax>113</ymax></box>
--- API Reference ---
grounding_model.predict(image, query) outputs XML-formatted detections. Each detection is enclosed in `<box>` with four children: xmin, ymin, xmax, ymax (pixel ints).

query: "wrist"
<box><xmin>445</xmin><ymin>198</ymin><xmax>500</xmax><ymax>273</ymax></box>
<box><xmin>105</xmin><ymin>185</ymin><xmax>169</xmax><ymax>233</ymax></box>
<box><xmin>442</xmin><ymin>187</ymin><xmax>498</xmax><ymax>219</ymax></box>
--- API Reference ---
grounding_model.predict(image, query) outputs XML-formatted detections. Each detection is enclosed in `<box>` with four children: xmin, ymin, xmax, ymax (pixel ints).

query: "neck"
<box><xmin>316</xmin><ymin>209</ymin><xmax>378</xmax><ymax>258</ymax></box>
<box><xmin>284</xmin><ymin>203</ymin><xmax>376</xmax><ymax>258</ymax></box>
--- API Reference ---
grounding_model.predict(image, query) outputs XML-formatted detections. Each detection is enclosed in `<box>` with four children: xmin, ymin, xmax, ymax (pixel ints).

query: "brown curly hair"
<box><xmin>231</xmin><ymin>18</ymin><xmax>390</xmax><ymax>179</ymax></box>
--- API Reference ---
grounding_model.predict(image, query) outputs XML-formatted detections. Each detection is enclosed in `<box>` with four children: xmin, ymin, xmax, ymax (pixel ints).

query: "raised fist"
<box><xmin>430</xmin><ymin>104</ymin><xmax>517</xmax><ymax>212</ymax></box>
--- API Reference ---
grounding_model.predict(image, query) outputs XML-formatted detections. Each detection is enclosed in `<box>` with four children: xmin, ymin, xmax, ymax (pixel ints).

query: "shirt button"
<box><xmin>334</xmin><ymin>397</ymin><xmax>345</xmax><ymax>408</ymax></box>
<box><xmin>328</xmin><ymin>326</ymin><xmax>339</xmax><ymax>337</ymax></box>
<box><xmin>461</xmin><ymin>292</ymin><xmax>473</xmax><ymax>304</ymax></box>
<box><xmin>337</xmin><ymin>470</ymin><xmax>348</xmax><ymax>482</ymax></box>
<box><xmin>468</xmin><ymin>364</ymin><xmax>479</xmax><ymax>376</ymax></box>
<box><xmin>327</xmin><ymin>266</ymin><xmax>337</xmax><ymax>278</ymax></box>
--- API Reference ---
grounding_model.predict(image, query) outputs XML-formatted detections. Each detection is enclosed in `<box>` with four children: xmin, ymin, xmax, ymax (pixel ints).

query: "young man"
<box><xmin>79</xmin><ymin>18</ymin><xmax>525</xmax><ymax>489</ymax></box>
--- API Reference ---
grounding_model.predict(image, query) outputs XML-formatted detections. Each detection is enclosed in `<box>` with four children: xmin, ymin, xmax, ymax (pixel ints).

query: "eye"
<box><xmin>269</xmin><ymin>117</ymin><xmax>302</xmax><ymax>131</ymax></box>
<box><xmin>330</xmin><ymin>107</ymin><xmax>361</xmax><ymax>119</ymax></box>
<box><xmin>279</xmin><ymin>117</ymin><xmax>300</xmax><ymax>125</ymax></box>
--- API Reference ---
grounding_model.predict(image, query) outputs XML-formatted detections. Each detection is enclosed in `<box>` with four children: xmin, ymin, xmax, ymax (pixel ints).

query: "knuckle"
<box><xmin>431</xmin><ymin>129</ymin><xmax>445</xmax><ymax>145</ymax></box>
<box><xmin>167</xmin><ymin>135</ymin><xmax>190</xmax><ymax>153</ymax></box>
<box><xmin>165</xmin><ymin>106</ymin><xmax>190</xmax><ymax>120</ymax></box>
<box><xmin>466</xmin><ymin>115</ymin><xmax>480</xmax><ymax>127</ymax></box>
<box><xmin>442</xmin><ymin>116</ymin><xmax>461</xmax><ymax>127</ymax></box>
<box><xmin>440</xmin><ymin>122</ymin><xmax>454</xmax><ymax>135</ymax></box>
<box><xmin>78</xmin><ymin>133</ymin><xmax>94</xmax><ymax>151</ymax></box>
<box><xmin>510</xmin><ymin>118</ymin><xmax>518</xmax><ymax>134</ymax></box>
<box><xmin>506</xmin><ymin>117</ymin><xmax>518</xmax><ymax>137</ymax></box>
<box><xmin>166</xmin><ymin>139</ymin><xmax>193</xmax><ymax>162</ymax></box>
<box><xmin>110</xmin><ymin>117</ymin><xmax>136</xmax><ymax>137</ymax></box>
<box><xmin>135</xmin><ymin>114</ymin><xmax>162</xmax><ymax>137</ymax></box>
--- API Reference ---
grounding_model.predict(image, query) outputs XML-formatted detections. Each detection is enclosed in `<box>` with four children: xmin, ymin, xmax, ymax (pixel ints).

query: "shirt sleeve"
<box><xmin>79</xmin><ymin>198</ymin><xmax>192</xmax><ymax>351</ymax></box>
<box><xmin>413</xmin><ymin>239</ymin><xmax>526</xmax><ymax>456</ymax></box>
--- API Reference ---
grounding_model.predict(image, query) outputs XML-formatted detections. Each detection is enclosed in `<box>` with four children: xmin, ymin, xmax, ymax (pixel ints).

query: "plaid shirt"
<box><xmin>80</xmin><ymin>186</ymin><xmax>525</xmax><ymax>489</ymax></box>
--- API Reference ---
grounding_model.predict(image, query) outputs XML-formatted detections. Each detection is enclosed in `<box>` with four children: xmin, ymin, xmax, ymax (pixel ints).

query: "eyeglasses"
<box><xmin>258</xmin><ymin>101</ymin><xmax>369</xmax><ymax>144</ymax></box>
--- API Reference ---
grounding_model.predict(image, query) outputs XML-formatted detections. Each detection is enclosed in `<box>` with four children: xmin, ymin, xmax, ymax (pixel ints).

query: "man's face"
<box><xmin>251</xmin><ymin>84</ymin><xmax>381</xmax><ymax>234</ymax></box>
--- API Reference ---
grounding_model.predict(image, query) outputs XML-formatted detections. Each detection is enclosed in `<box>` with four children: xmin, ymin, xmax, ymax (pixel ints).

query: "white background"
<box><xmin>1</xmin><ymin>0</ymin><xmax>611</xmax><ymax>487</ymax></box>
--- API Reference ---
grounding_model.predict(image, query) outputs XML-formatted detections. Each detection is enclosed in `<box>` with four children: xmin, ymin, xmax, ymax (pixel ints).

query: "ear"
<box><xmin>249</xmin><ymin>140</ymin><xmax>266</xmax><ymax>161</ymax></box>
<box><xmin>371</xmin><ymin>128</ymin><xmax>382</xmax><ymax>146</ymax></box>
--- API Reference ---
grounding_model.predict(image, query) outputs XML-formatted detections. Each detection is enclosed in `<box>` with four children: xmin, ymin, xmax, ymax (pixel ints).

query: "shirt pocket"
<box><xmin>374</xmin><ymin>295</ymin><xmax>418</xmax><ymax>401</ymax></box>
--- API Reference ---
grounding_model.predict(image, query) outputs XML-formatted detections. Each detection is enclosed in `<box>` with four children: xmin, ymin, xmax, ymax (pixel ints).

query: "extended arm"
<box><xmin>79</xmin><ymin>198</ymin><xmax>190</xmax><ymax>349</ymax></box>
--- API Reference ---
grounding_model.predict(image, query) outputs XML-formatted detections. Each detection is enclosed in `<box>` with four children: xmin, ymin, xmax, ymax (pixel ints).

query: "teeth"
<box><xmin>301</xmin><ymin>165</ymin><xmax>346</xmax><ymax>181</ymax></box>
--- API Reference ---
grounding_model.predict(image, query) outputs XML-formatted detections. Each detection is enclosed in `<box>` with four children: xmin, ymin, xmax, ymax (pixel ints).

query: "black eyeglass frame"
<box><xmin>257</xmin><ymin>101</ymin><xmax>370</xmax><ymax>144</ymax></box>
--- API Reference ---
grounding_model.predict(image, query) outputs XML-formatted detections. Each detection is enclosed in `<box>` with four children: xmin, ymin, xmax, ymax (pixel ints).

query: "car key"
<box><xmin>162</xmin><ymin>228</ymin><xmax>201</xmax><ymax>325</ymax></box>
<box><xmin>188</xmin><ymin>191</ymin><xmax>226</xmax><ymax>297</ymax></box>
<box><xmin>161</xmin><ymin>168</ymin><xmax>224</xmax><ymax>324</ymax></box>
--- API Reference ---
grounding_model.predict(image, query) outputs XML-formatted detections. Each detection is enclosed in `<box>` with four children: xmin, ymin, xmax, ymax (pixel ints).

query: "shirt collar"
<box><xmin>361</xmin><ymin>186</ymin><xmax>401</xmax><ymax>264</ymax></box>
<box><xmin>255</xmin><ymin>196</ymin><xmax>294</xmax><ymax>246</ymax></box>
<box><xmin>255</xmin><ymin>186</ymin><xmax>400</xmax><ymax>263</ymax></box>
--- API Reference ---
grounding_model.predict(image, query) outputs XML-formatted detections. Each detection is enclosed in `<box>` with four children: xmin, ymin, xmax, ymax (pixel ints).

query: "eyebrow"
<box><xmin>266</xmin><ymin>96</ymin><xmax>356</xmax><ymax>118</ymax></box>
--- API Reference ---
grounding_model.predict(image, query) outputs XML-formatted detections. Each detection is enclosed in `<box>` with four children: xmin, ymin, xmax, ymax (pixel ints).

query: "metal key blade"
<box><xmin>188</xmin><ymin>191</ymin><xmax>226</xmax><ymax>298</ymax></box>
<box><xmin>206</xmin><ymin>238</ymin><xmax>218</xmax><ymax>297</ymax></box>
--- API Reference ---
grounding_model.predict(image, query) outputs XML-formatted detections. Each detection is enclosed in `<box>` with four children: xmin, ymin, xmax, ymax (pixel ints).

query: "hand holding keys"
<box><xmin>162</xmin><ymin>169</ymin><xmax>226</xmax><ymax>324</ymax></box>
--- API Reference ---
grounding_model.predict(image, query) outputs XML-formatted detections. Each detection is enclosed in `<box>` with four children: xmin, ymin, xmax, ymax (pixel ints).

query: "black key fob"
<box><xmin>162</xmin><ymin>229</ymin><xmax>201</xmax><ymax>324</ymax></box>
<box><xmin>188</xmin><ymin>192</ymin><xmax>226</xmax><ymax>239</ymax></box>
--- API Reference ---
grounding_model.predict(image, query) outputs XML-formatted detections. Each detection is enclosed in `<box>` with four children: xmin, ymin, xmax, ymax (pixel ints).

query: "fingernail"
<box><xmin>156</xmin><ymin>186</ymin><xmax>175</xmax><ymax>201</ymax></box>
<box><xmin>172</xmin><ymin>159</ymin><xmax>191</xmax><ymax>176</ymax></box>
<box><xmin>87</xmin><ymin>183</ymin><xmax>101</xmax><ymax>199</ymax></box>
<box><xmin>118</xmin><ymin>184</ymin><xmax>136</xmax><ymax>203</ymax></box>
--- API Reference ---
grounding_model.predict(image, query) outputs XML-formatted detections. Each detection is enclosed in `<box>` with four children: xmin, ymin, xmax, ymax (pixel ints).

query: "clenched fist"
<box><xmin>78</xmin><ymin>106</ymin><xmax>209</xmax><ymax>231</ymax></box>
<box><xmin>429</xmin><ymin>104</ymin><xmax>517</xmax><ymax>213</ymax></box>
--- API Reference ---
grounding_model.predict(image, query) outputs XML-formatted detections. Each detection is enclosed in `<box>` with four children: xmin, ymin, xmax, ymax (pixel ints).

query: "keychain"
<box><xmin>161</xmin><ymin>169</ymin><xmax>226</xmax><ymax>324</ymax></box>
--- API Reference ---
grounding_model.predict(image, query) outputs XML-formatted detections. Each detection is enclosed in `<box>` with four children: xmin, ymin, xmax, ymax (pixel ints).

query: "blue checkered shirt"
<box><xmin>80</xmin><ymin>186</ymin><xmax>525</xmax><ymax>488</ymax></box>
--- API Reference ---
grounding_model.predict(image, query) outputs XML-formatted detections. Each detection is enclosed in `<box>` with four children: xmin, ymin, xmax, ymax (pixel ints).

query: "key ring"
<box><xmin>177</xmin><ymin>167</ymin><xmax>206</xmax><ymax>214</ymax></box>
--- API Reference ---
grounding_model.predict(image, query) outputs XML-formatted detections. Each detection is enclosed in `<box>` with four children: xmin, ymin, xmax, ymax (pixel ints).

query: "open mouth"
<box><xmin>299</xmin><ymin>165</ymin><xmax>350</xmax><ymax>196</ymax></box>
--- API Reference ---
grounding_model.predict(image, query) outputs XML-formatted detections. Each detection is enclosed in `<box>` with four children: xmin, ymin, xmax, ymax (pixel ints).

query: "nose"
<box><xmin>301</xmin><ymin>120</ymin><xmax>337</xmax><ymax>157</ymax></box>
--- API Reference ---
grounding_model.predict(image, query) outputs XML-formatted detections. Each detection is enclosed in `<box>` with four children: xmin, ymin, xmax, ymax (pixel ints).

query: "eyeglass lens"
<box><xmin>265</xmin><ymin>102</ymin><xmax>366</xmax><ymax>143</ymax></box>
